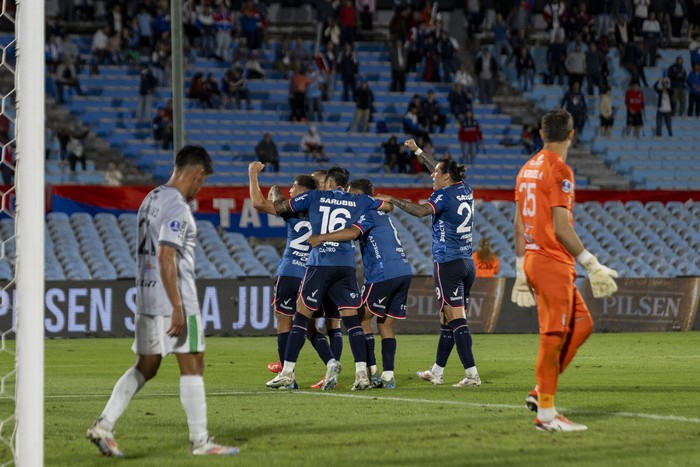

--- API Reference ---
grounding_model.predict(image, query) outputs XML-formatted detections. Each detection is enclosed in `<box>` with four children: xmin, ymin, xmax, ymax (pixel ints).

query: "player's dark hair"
<box><xmin>541</xmin><ymin>109</ymin><xmax>574</xmax><ymax>143</ymax></box>
<box><xmin>175</xmin><ymin>145</ymin><xmax>213</xmax><ymax>174</ymax></box>
<box><xmin>437</xmin><ymin>158</ymin><xmax>467</xmax><ymax>182</ymax></box>
<box><xmin>348</xmin><ymin>178</ymin><xmax>374</xmax><ymax>195</ymax></box>
<box><xmin>295</xmin><ymin>174</ymin><xmax>318</xmax><ymax>191</ymax></box>
<box><xmin>326</xmin><ymin>166</ymin><xmax>350</xmax><ymax>188</ymax></box>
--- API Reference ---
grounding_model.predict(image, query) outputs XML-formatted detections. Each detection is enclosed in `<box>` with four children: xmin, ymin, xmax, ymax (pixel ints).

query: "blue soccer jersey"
<box><xmin>289</xmin><ymin>188</ymin><xmax>383</xmax><ymax>267</ymax></box>
<box><xmin>427</xmin><ymin>181</ymin><xmax>474</xmax><ymax>263</ymax></box>
<box><xmin>353</xmin><ymin>210</ymin><xmax>412</xmax><ymax>283</ymax></box>
<box><xmin>276</xmin><ymin>213</ymin><xmax>312</xmax><ymax>278</ymax></box>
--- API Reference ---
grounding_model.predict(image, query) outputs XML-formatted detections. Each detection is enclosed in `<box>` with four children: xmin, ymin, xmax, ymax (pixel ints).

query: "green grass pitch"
<box><xmin>5</xmin><ymin>332</ymin><xmax>700</xmax><ymax>466</ymax></box>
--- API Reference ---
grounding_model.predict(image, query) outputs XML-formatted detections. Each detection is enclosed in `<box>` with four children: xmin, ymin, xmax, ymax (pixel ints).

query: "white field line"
<box><xmin>47</xmin><ymin>390</ymin><xmax>700</xmax><ymax>424</ymax></box>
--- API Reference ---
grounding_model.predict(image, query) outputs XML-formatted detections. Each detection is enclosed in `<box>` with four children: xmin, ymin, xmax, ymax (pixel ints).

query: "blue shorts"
<box><xmin>273</xmin><ymin>276</ymin><xmax>302</xmax><ymax>316</ymax></box>
<box><xmin>433</xmin><ymin>258</ymin><xmax>476</xmax><ymax>310</ymax></box>
<box><xmin>362</xmin><ymin>275</ymin><xmax>412</xmax><ymax>320</ymax></box>
<box><xmin>300</xmin><ymin>266</ymin><xmax>360</xmax><ymax>317</ymax></box>
<box><xmin>274</xmin><ymin>275</ymin><xmax>338</xmax><ymax>319</ymax></box>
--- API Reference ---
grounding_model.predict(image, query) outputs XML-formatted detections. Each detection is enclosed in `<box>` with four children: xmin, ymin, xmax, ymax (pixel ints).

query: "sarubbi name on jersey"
<box><xmin>319</xmin><ymin>198</ymin><xmax>357</xmax><ymax>206</ymax></box>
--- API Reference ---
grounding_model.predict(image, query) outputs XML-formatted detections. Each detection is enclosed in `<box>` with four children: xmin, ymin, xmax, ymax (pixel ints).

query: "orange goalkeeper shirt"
<box><xmin>514</xmin><ymin>149</ymin><xmax>575</xmax><ymax>266</ymax></box>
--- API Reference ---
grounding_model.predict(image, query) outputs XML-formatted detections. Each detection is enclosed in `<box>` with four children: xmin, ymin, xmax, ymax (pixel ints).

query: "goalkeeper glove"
<box><xmin>511</xmin><ymin>256</ymin><xmax>536</xmax><ymax>307</ymax></box>
<box><xmin>577</xmin><ymin>250</ymin><xmax>619</xmax><ymax>298</ymax></box>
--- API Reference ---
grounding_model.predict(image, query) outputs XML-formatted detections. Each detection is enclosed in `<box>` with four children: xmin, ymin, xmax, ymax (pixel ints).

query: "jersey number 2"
<box><xmin>289</xmin><ymin>221</ymin><xmax>312</xmax><ymax>252</ymax></box>
<box><xmin>457</xmin><ymin>202</ymin><xmax>473</xmax><ymax>234</ymax></box>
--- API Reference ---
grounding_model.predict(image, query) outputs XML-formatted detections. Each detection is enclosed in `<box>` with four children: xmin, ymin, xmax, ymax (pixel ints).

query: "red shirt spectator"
<box><xmin>338</xmin><ymin>1</ymin><xmax>357</xmax><ymax>28</ymax></box>
<box><xmin>625</xmin><ymin>87</ymin><xmax>644</xmax><ymax>113</ymax></box>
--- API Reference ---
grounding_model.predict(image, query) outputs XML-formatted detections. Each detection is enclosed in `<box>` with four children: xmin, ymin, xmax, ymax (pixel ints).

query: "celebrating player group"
<box><xmin>86</xmin><ymin>109</ymin><xmax>619</xmax><ymax>461</ymax></box>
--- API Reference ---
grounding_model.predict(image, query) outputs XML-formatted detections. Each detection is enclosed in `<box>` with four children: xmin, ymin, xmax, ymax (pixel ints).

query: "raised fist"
<box><xmin>248</xmin><ymin>161</ymin><xmax>265</xmax><ymax>174</ymax></box>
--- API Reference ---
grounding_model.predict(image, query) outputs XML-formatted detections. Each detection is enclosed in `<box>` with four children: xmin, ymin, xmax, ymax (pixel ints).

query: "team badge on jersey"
<box><xmin>169</xmin><ymin>220</ymin><xmax>181</xmax><ymax>232</ymax></box>
<box><xmin>561</xmin><ymin>179</ymin><xmax>573</xmax><ymax>193</ymax></box>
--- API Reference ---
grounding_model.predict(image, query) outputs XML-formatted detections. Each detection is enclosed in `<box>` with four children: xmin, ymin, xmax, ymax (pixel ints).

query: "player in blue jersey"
<box><xmin>248</xmin><ymin>162</ymin><xmax>338</xmax><ymax>388</ymax></box>
<box><xmin>266</xmin><ymin>166</ymin><xmax>392</xmax><ymax>390</ymax></box>
<box><xmin>308</xmin><ymin>179</ymin><xmax>413</xmax><ymax>389</ymax></box>
<box><xmin>377</xmin><ymin>139</ymin><xmax>481</xmax><ymax>388</ymax></box>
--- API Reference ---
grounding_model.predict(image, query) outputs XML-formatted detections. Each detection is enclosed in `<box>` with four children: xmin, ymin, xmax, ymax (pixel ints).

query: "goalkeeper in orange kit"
<box><xmin>512</xmin><ymin>109</ymin><xmax>618</xmax><ymax>432</ymax></box>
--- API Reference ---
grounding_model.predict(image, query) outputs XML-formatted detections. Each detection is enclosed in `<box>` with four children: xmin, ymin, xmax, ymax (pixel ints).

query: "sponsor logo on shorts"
<box><xmin>452</xmin><ymin>287</ymin><xmax>460</xmax><ymax>297</ymax></box>
<box><xmin>377</xmin><ymin>297</ymin><xmax>386</xmax><ymax>304</ymax></box>
<box><xmin>372</xmin><ymin>302</ymin><xmax>386</xmax><ymax>310</ymax></box>
<box><xmin>311</xmin><ymin>289</ymin><xmax>318</xmax><ymax>297</ymax></box>
<box><xmin>350</xmin><ymin>292</ymin><xmax>357</xmax><ymax>299</ymax></box>
<box><xmin>284</xmin><ymin>298</ymin><xmax>291</xmax><ymax>305</ymax></box>
<box><xmin>169</xmin><ymin>219</ymin><xmax>181</xmax><ymax>232</ymax></box>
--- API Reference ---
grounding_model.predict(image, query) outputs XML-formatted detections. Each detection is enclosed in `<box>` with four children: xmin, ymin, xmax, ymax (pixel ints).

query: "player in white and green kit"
<box><xmin>87</xmin><ymin>145</ymin><xmax>238</xmax><ymax>457</ymax></box>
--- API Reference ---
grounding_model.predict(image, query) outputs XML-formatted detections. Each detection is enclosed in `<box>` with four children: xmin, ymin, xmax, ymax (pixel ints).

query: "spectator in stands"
<box><xmin>152</xmin><ymin>107</ymin><xmax>173</xmax><ymax>150</ymax></box>
<box><xmin>475</xmin><ymin>47</ymin><xmax>497</xmax><ymax>104</ymax></box>
<box><xmin>543</xmin><ymin>0</ymin><xmax>567</xmax><ymax>42</ymax></box>
<box><xmin>668</xmin><ymin>0</ymin><xmax>687</xmax><ymax>38</ymax></box>
<box><xmin>621</xmin><ymin>38</ymin><xmax>649</xmax><ymax>87</ymax></box>
<box><xmin>358</xmin><ymin>0</ymin><xmax>375</xmax><ymax>33</ymax></box>
<box><xmin>240</xmin><ymin>0</ymin><xmax>262</xmax><ymax>50</ymax></box>
<box><xmin>290</xmin><ymin>37</ymin><xmax>312</xmax><ymax>67</ymax></box>
<box><xmin>221</xmin><ymin>68</ymin><xmax>251</xmax><ymax>111</ymax></box>
<box><xmin>560</xmin><ymin>82</ymin><xmax>587</xmax><ymax>145</ymax></box>
<box><xmin>305</xmin><ymin>64</ymin><xmax>324</xmax><ymax>123</ymax></box>
<box><xmin>599</xmin><ymin>86</ymin><xmax>614</xmax><ymax>138</ymax></box>
<box><xmin>423</xmin><ymin>44</ymin><xmax>441</xmax><ymax>83</ymax></box>
<box><xmin>690</xmin><ymin>33</ymin><xmax>700</xmax><ymax>67</ymax></box>
<box><xmin>388</xmin><ymin>7</ymin><xmax>410</xmax><ymax>42</ymax></box>
<box><xmin>448</xmin><ymin>82</ymin><xmax>472</xmax><ymax>120</ymax></box>
<box><xmin>255</xmin><ymin>133</ymin><xmax>280</xmax><ymax>172</ymax></box>
<box><xmin>60</xmin><ymin>34</ymin><xmax>80</xmax><ymax>70</ymax></box>
<box><xmin>136</xmin><ymin>64</ymin><xmax>157</xmax><ymax>122</ymax></box>
<box><xmin>422</xmin><ymin>90</ymin><xmax>446</xmax><ymax>134</ymax></box>
<box><xmin>351</xmin><ymin>80</ymin><xmax>374</xmax><ymax>132</ymax></box>
<box><xmin>56</xmin><ymin>126</ymin><xmax>71</xmax><ymax>166</ymax></box>
<box><xmin>591</xmin><ymin>0</ymin><xmax>614</xmax><ymax>39</ymax></box>
<box><xmin>458</xmin><ymin>110</ymin><xmax>483</xmax><ymax>166</ymax></box>
<box><xmin>473</xmin><ymin>238</ymin><xmax>500</xmax><ymax>278</ymax></box>
<box><xmin>632</xmin><ymin>0</ymin><xmax>650</xmax><ymax>38</ymax></box>
<box><xmin>197</xmin><ymin>5</ymin><xmax>216</xmax><ymax>58</ymax></box>
<box><xmin>382</xmin><ymin>135</ymin><xmax>401</xmax><ymax>173</ymax></box>
<box><xmin>615</xmin><ymin>15</ymin><xmax>631</xmax><ymax>54</ymax></box>
<box><xmin>654</xmin><ymin>78</ymin><xmax>674</xmax><ymax>137</ymax></box>
<box><xmin>45</xmin><ymin>34</ymin><xmax>62</xmax><ymax>73</ymax></box>
<box><xmin>301</xmin><ymin>125</ymin><xmax>328</xmax><ymax>162</ymax></box>
<box><xmin>492</xmin><ymin>13</ymin><xmax>513</xmax><ymax>70</ymax></box>
<box><xmin>509</xmin><ymin>28</ymin><xmax>530</xmax><ymax>58</ymax></box>
<box><xmin>120</xmin><ymin>22</ymin><xmax>140</xmax><ymax>65</ymax></box>
<box><xmin>90</xmin><ymin>25</ymin><xmax>111</xmax><ymax>74</ymax></box>
<box><xmin>403</xmin><ymin>105</ymin><xmax>431</xmax><ymax>143</ymax></box>
<box><xmin>515</xmin><ymin>46</ymin><xmax>536</xmax><ymax>92</ymax></box>
<box><xmin>437</xmin><ymin>30</ymin><xmax>457</xmax><ymax>83</ymax></box>
<box><xmin>565</xmin><ymin>42</ymin><xmax>586</xmax><ymax>89</ymax></box>
<box><xmin>454</xmin><ymin>63</ymin><xmax>475</xmax><ymax>100</ymax></box>
<box><xmin>407</xmin><ymin>94</ymin><xmax>427</xmax><ymax>127</ymax></box>
<box><xmin>625</xmin><ymin>80</ymin><xmax>645</xmax><ymax>137</ymax></box>
<box><xmin>544</xmin><ymin>36</ymin><xmax>566</xmax><ymax>87</ymax></box>
<box><xmin>206</xmin><ymin>73</ymin><xmax>222</xmax><ymax>108</ymax></box>
<box><xmin>338</xmin><ymin>0</ymin><xmax>357</xmax><ymax>44</ymax></box>
<box><xmin>213</xmin><ymin>5</ymin><xmax>234</xmax><ymax>61</ymax></box>
<box><xmin>521</xmin><ymin>124</ymin><xmax>535</xmax><ymax>153</ymax></box>
<box><xmin>464</xmin><ymin>0</ymin><xmax>481</xmax><ymax>39</ymax></box>
<box><xmin>642</xmin><ymin>11</ymin><xmax>661</xmax><ymax>67</ymax></box>
<box><xmin>314</xmin><ymin>0</ymin><xmax>336</xmax><ymax>53</ymax></box>
<box><xmin>388</xmin><ymin>39</ymin><xmax>407</xmax><ymax>92</ymax></box>
<box><xmin>275</xmin><ymin>38</ymin><xmax>295</xmax><ymax>74</ymax></box>
<box><xmin>668</xmin><ymin>56</ymin><xmax>688</xmax><ymax>116</ymax></box>
<box><xmin>67</xmin><ymin>134</ymin><xmax>86</xmax><ymax>172</ymax></box>
<box><xmin>55</xmin><ymin>57</ymin><xmax>84</xmax><ymax>103</ymax></box>
<box><xmin>188</xmin><ymin>72</ymin><xmax>213</xmax><ymax>109</ymax></box>
<box><xmin>0</xmin><ymin>134</ymin><xmax>14</xmax><ymax>185</ymax></box>
<box><xmin>136</xmin><ymin>6</ymin><xmax>154</xmax><ymax>54</ymax></box>
<box><xmin>323</xmin><ymin>17</ymin><xmax>341</xmax><ymax>47</ymax></box>
<box><xmin>104</xmin><ymin>162</ymin><xmax>124</xmax><ymax>186</ymax></box>
<box><xmin>316</xmin><ymin>41</ymin><xmax>337</xmax><ymax>100</ymax></box>
<box><xmin>107</xmin><ymin>3</ymin><xmax>124</xmax><ymax>35</ymax></box>
<box><xmin>585</xmin><ymin>41</ymin><xmax>606</xmax><ymax>96</ymax></box>
<box><xmin>337</xmin><ymin>43</ymin><xmax>359</xmax><ymax>102</ymax></box>
<box><xmin>508</xmin><ymin>0</ymin><xmax>531</xmax><ymax>37</ymax></box>
<box><xmin>245</xmin><ymin>51</ymin><xmax>266</xmax><ymax>80</ymax></box>
<box><xmin>688</xmin><ymin>62</ymin><xmax>700</xmax><ymax>117</ymax></box>
<box><xmin>289</xmin><ymin>65</ymin><xmax>309</xmax><ymax>122</ymax></box>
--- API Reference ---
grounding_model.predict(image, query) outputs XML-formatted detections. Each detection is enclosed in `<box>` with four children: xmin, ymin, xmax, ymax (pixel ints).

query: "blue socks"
<box><xmin>309</xmin><ymin>332</ymin><xmax>334</xmax><ymax>364</ymax></box>
<box><xmin>365</xmin><ymin>333</ymin><xmax>376</xmax><ymax>367</ymax></box>
<box><xmin>284</xmin><ymin>313</ymin><xmax>310</xmax><ymax>363</ymax></box>
<box><xmin>449</xmin><ymin>318</ymin><xmax>475</xmax><ymax>369</ymax></box>
<box><xmin>277</xmin><ymin>331</ymin><xmax>290</xmax><ymax>364</ymax></box>
<box><xmin>327</xmin><ymin>327</ymin><xmax>343</xmax><ymax>361</ymax></box>
<box><xmin>341</xmin><ymin>315</ymin><xmax>367</xmax><ymax>363</ymax></box>
<box><xmin>381</xmin><ymin>338</ymin><xmax>396</xmax><ymax>372</ymax></box>
<box><xmin>435</xmin><ymin>325</ymin><xmax>454</xmax><ymax>367</ymax></box>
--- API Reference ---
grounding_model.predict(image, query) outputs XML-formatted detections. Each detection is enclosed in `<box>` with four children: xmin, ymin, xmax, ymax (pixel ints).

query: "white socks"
<box><xmin>281</xmin><ymin>361</ymin><xmax>296</xmax><ymax>375</ymax></box>
<box><xmin>369</xmin><ymin>365</ymin><xmax>378</xmax><ymax>376</ymax></box>
<box><xmin>431</xmin><ymin>364</ymin><xmax>445</xmax><ymax>377</ymax></box>
<box><xmin>538</xmin><ymin>407</ymin><xmax>557</xmax><ymax>422</ymax></box>
<box><xmin>465</xmin><ymin>366</ymin><xmax>478</xmax><ymax>378</ymax></box>
<box><xmin>381</xmin><ymin>371</ymin><xmax>394</xmax><ymax>381</ymax></box>
<box><xmin>100</xmin><ymin>366</ymin><xmax>145</xmax><ymax>430</ymax></box>
<box><xmin>180</xmin><ymin>375</ymin><xmax>208</xmax><ymax>444</ymax></box>
<box><xmin>355</xmin><ymin>361</ymin><xmax>367</xmax><ymax>373</ymax></box>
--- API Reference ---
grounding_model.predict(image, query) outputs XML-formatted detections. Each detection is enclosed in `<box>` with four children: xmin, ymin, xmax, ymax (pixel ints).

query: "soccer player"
<box><xmin>512</xmin><ymin>109</ymin><xmax>618</xmax><ymax>432</ymax></box>
<box><xmin>376</xmin><ymin>139</ymin><xmax>481</xmax><ymax>388</ymax></box>
<box><xmin>87</xmin><ymin>145</ymin><xmax>238</xmax><ymax>457</ymax></box>
<box><xmin>308</xmin><ymin>178</ymin><xmax>413</xmax><ymax>389</ymax></box>
<box><xmin>248</xmin><ymin>162</ymin><xmax>340</xmax><ymax>389</ymax></box>
<box><xmin>266</xmin><ymin>166</ymin><xmax>391</xmax><ymax>390</ymax></box>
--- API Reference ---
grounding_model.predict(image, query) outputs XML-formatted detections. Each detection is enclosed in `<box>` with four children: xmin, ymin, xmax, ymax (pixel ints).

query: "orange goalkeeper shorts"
<box><xmin>524</xmin><ymin>253</ymin><xmax>591</xmax><ymax>335</ymax></box>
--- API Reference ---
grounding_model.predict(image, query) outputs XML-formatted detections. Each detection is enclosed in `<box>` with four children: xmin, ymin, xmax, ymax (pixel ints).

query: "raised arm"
<box><xmin>308</xmin><ymin>225</ymin><xmax>362</xmax><ymax>247</ymax></box>
<box><xmin>375</xmin><ymin>193</ymin><xmax>433</xmax><ymax>218</ymax></box>
<box><xmin>404</xmin><ymin>138</ymin><xmax>437</xmax><ymax>173</ymax></box>
<box><xmin>248</xmin><ymin>162</ymin><xmax>277</xmax><ymax>215</ymax></box>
